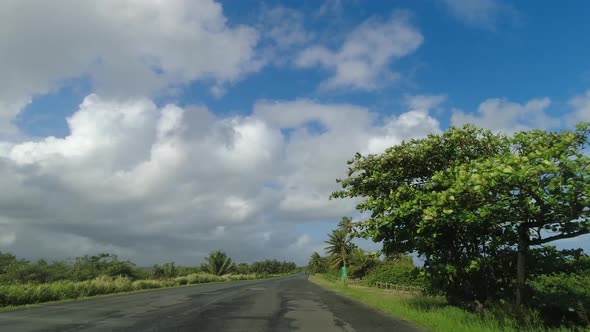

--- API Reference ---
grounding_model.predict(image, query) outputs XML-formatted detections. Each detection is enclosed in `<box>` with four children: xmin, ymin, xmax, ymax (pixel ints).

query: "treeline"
<box><xmin>325</xmin><ymin>123</ymin><xmax>590</xmax><ymax>329</ymax></box>
<box><xmin>0</xmin><ymin>250</ymin><xmax>298</xmax><ymax>307</ymax></box>
<box><xmin>0</xmin><ymin>251</ymin><xmax>298</xmax><ymax>284</ymax></box>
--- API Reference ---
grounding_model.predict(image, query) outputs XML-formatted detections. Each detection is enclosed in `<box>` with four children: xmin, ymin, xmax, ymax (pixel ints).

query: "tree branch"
<box><xmin>530</xmin><ymin>229</ymin><xmax>590</xmax><ymax>245</ymax></box>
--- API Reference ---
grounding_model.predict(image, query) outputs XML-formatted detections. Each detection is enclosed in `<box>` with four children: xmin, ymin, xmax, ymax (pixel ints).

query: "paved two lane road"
<box><xmin>0</xmin><ymin>274</ymin><xmax>421</xmax><ymax>331</ymax></box>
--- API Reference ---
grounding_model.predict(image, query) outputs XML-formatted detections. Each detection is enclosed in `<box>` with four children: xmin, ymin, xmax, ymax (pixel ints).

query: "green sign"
<box><xmin>341</xmin><ymin>266</ymin><xmax>347</xmax><ymax>280</ymax></box>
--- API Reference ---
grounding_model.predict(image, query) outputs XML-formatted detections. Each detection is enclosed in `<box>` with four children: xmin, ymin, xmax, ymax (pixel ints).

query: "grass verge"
<box><xmin>309</xmin><ymin>275</ymin><xmax>579</xmax><ymax>332</ymax></box>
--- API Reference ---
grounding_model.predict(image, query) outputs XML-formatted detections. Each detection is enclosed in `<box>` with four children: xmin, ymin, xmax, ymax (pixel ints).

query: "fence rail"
<box><xmin>371</xmin><ymin>281</ymin><xmax>424</xmax><ymax>292</ymax></box>
<box><xmin>347</xmin><ymin>278</ymin><xmax>363</xmax><ymax>285</ymax></box>
<box><xmin>343</xmin><ymin>278</ymin><xmax>424</xmax><ymax>292</ymax></box>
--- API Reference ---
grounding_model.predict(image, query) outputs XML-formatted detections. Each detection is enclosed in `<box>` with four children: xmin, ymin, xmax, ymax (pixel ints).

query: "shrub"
<box><xmin>132</xmin><ymin>279</ymin><xmax>162</xmax><ymax>290</ymax></box>
<box><xmin>186</xmin><ymin>273</ymin><xmax>224</xmax><ymax>284</ymax></box>
<box><xmin>365</xmin><ymin>261</ymin><xmax>425</xmax><ymax>287</ymax></box>
<box><xmin>530</xmin><ymin>272</ymin><xmax>590</xmax><ymax>328</ymax></box>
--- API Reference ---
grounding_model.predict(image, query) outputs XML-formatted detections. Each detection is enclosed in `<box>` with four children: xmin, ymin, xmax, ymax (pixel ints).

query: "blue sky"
<box><xmin>17</xmin><ymin>0</ymin><xmax>590</xmax><ymax>139</ymax></box>
<box><xmin>1</xmin><ymin>0</ymin><xmax>589</xmax><ymax>265</ymax></box>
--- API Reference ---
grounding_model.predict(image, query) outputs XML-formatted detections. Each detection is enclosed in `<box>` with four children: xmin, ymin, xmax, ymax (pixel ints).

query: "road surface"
<box><xmin>0</xmin><ymin>274</ymin><xmax>421</xmax><ymax>331</ymax></box>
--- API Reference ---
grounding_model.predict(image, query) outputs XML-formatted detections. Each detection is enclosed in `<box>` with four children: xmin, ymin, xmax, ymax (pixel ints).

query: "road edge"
<box><xmin>308</xmin><ymin>275</ymin><xmax>426</xmax><ymax>332</ymax></box>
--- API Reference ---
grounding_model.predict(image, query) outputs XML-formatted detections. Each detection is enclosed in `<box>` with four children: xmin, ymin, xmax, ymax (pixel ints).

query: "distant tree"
<box><xmin>234</xmin><ymin>263</ymin><xmax>250</xmax><ymax>274</ymax></box>
<box><xmin>0</xmin><ymin>251</ymin><xmax>20</xmax><ymax>275</ymax></box>
<box><xmin>324</xmin><ymin>228</ymin><xmax>352</xmax><ymax>273</ymax></box>
<box><xmin>161</xmin><ymin>262</ymin><xmax>177</xmax><ymax>278</ymax></box>
<box><xmin>338</xmin><ymin>216</ymin><xmax>354</xmax><ymax>236</ymax></box>
<box><xmin>205</xmin><ymin>251</ymin><xmax>233</xmax><ymax>276</ymax></box>
<box><xmin>69</xmin><ymin>253</ymin><xmax>136</xmax><ymax>280</ymax></box>
<box><xmin>248</xmin><ymin>259</ymin><xmax>296</xmax><ymax>274</ymax></box>
<box><xmin>348</xmin><ymin>248</ymin><xmax>379</xmax><ymax>279</ymax></box>
<box><xmin>307</xmin><ymin>252</ymin><xmax>327</xmax><ymax>274</ymax></box>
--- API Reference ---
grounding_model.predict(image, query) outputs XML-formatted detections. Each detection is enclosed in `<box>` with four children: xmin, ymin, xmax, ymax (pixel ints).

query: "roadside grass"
<box><xmin>0</xmin><ymin>272</ymin><xmax>286</xmax><ymax>310</ymax></box>
<box><xmin>310</xmin><ymin>275</ymin><xmax>580</xmax><ymax>332</ymax></box>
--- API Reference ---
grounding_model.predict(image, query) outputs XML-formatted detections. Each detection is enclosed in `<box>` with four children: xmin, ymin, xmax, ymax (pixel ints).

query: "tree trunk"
<box><xmin>516</xmin><ymin>224</ymin><xmax>528</xmax><ymax>305</ymax></box>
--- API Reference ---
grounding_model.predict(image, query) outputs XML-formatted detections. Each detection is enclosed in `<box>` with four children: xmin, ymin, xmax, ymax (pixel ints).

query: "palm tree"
<box><xmin>348</xmin><ymin>247</ymin><xmax>378</xmax><ymax>278</ymax></box>
<box><xmin>325</xmin><ymin>229</ymin><xmax>351</xmax><ymax>273</ymax></box>
<box><xmin>325</xmin><ymin>216</ymin><xmax>356</xmax><ymax>283</ymax></box>
<box><xmin>338</xmin><ymin>216</ymin><xmax>354</xmax><ymax>235</ymax></box>
<box><xmin>205</xmin><ymin>251</ymin><xmax>233</xmax><ymax>276</ymax></box>
<box><xmin>308</xmin><ymin>252</ymin><xmax>326</xmax><ymax>274</ymax></box>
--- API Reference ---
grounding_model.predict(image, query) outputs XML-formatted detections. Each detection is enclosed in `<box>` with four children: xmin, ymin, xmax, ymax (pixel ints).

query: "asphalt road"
<box><xmin>0</xmin><ymin>274</ymin><xmax>421</xmax><ymax>332</ymax></box>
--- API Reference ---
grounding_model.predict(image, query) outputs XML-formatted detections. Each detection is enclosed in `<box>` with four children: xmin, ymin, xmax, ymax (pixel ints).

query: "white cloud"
<box><xmin>451</xmin><ymin>97</ymin><xmax>559</xmax><ymax>133</ymax></box>
<box><xmin>406</xmin><ymin>94</ymin><xmax>447</xmax><ymax>113</ymax></box>
<box><xmin>256</xmin><ymin>6</ymin><xmax>312</xmax><ymax>67</ymax></box>
<box><xmin>316</xmin><ymin>0</ymin><xmax>343</xmax><ymax>17</ymax></box>
<box><xmin>439</xmin><ymin>0</ymin><xmax>518</xmax><ymax>30</ymax></box>
<box><xmin>295</xmin><ymin>12</ymin><xmax>423</xmax><ymax>91</ymax></box>
<box><xmin>569</xmin><ymin>89</ymin><xmax>590</xmax><ymax>124</ymax></box>
<box><xmin>0</xmin><ymin>94</ymin><xmax>442</xmax><ymax>265</ymax></box>
<box><xmin>0</xmin><ymin>0</ymin><xmax>260</xmax><ymax>134</ymax></box>
<box><xmin>366</xmin><ymin>95</ymin><xmax>444</xmax><ymax>154</ymax></box>
<box><xmin>262</xmin><ymin>7</ymin><xmax>311</xmax><ymax>50</ymax></box>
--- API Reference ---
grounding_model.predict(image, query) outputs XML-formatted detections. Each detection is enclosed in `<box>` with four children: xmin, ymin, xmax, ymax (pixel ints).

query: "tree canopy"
<box><xmin>332</xmin><ymin>123</ymin><xmax>590</xmax><ymax>304</ymax></box>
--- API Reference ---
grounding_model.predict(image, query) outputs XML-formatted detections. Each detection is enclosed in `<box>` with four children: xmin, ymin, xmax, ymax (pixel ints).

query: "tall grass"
<box><xmin>310</xmin><ymin>275</ymin><xmax>580</xmax><ymax>332</ymax></box>
<box><xmin>0</xmin><ymin>272</ymin><xmax>282</xmax><ymax>308</ymax></box>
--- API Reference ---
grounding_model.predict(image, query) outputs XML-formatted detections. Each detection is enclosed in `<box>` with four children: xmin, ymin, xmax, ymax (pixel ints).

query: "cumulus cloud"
<box><xmin>569</xmin><ymin>89</ymin><xmax>590</xmax><ymax>124</ymax></box>
<box><xmin>0</xmin><ymin>94</ymin><xmax>442</xmax><ymax>265</ymax></box>
<box><xmin>0</xmin><ymin>0</ymin><xmax>260</xmax><ymax>134</ymax></box>
<box><xmin>439</xmin><ymin>0</ymin><xmax>518</xmax><ymax>30</ymax></box>
<box><xmin>255</xmin><ymin>6</ymin><xmax>313</xmax><ymax>67</ymax></box>
<box><xmin>366</xmin><ymin>95</ymin><xmax>444</xmax><ymax>154</ymax></box>
<box><xmin>295</xmin><ymin>12</ymin><xmax>423</xmax><ymax>91</ymax></box>
<box><xmin>451</xmin><ymin>97</ymin><xmax>559</xmax><ymax>133</ymax></box>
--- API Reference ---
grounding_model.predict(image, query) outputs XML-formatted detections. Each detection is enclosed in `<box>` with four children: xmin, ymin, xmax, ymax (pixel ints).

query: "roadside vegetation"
<box><xmin>312</xmin><ymin>123</ymin><xmax>590</xmax><ymax>331</ymax></box>
<box><xmin>0</xmin><ymin>251</ymin><xmax>297</xmax><ymax>307</ymax></box>
<box><xmin>311</xmin><ymin>275</ymin><xmax>577</xmax><ymax>332</ymax></box>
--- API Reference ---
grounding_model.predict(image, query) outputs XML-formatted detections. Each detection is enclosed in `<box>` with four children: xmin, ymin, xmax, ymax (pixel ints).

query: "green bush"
<box><xmin>323</xmin><ymin>270</ymin><xmax>341</xmax><ymax>281</ymax></box>
<box><xmin>132</xmin><ymin>280</ymin><xmax>160</xmax><ymax>290</ymax></box>
<box><xmin>365</xmin><ymin>261</ymin><xmax>425</xmax><ymax>287</ymax></box>
<box><xmin>530</xmin><ymin>272</ymin><xmax>590</xmax><ymax>327</ymax></box>
<box><xmin>481</xmin><ymin>302</ymin><xmax>544</xmax><ymax>330</ymax></box>
<box><xmin>185</xmin><ymin>272</ymin><xmax>224</xmax><ymax>284</ymax></box>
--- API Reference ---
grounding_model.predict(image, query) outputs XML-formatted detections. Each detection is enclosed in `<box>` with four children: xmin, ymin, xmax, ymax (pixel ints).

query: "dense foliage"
<box><xmin>249</xmin><ymin>259</ymin><xmax>297</xmax><ymax>274</ymax></box>
<box><xmin>0</xmin><ymin>251</ymin><xmax>298</xmax><ymax>284</ymax></box>
<box><xmin>330</xmin><ymin>123</ymin><xmax>590</xmax><ymax>328</ymax></box>
<box><xmin>364</xmin><ymin>257</ymin><xmax>424</xmax><ymax>287</ymax></box>
<box><xmin>0</xmin><ymin>252</ymin><xmax>141</xmax><ymax>284</ymax></box>
<box><xmin>307</xmin><ymin>252</ymin><xmax>329</xmax><ymax>274</ymax></box>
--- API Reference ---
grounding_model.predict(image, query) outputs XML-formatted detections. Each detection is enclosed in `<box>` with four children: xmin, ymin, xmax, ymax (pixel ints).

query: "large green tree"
<box><xmin>425</xmin><ymin>123</ymin><xmax>590</xmax><ymax>304</ymax></box>
<box><xmin>332</xmin><ymin>123</ymin><xmax>590</xmax><ymax>305</ymax></box>
<box><xmin>331</xmin><ymin>125</ymin><xmax>507</xmax><ymax>300</ymax></box>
